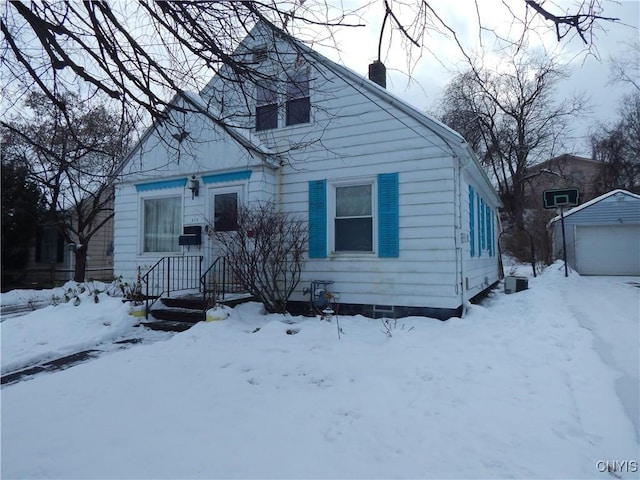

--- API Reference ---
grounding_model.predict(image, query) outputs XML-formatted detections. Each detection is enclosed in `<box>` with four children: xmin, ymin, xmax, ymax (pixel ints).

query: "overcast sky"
<box><xmin>312</xmin><ymin>0</ymin><xmax>640</xmax><ymax>158</ymax></box>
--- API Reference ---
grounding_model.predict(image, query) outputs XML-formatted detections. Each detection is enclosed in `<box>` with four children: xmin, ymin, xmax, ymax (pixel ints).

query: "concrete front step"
<box><xmin>160</xmin><ymin>295</ymin><xmax>207</xmax><ymax>310</ymax></box>
<box><xmin>150</xmin><ymin>307</ymin><xmax>205</xmax><ymax>323</ymax></box>
<box><xmin>140</xmin><ymin>319</ymin><xmax>196</xmax><ymax>332</ymax></box>
<box><xmin>140</xmin><ymin>293</ymin><xmax>257</xmax><ymax>333</ymax></box>
<box><xmin>160</xmin><ymin>293</ymin><xmax>256</xmax><ymax>310</ymax></box>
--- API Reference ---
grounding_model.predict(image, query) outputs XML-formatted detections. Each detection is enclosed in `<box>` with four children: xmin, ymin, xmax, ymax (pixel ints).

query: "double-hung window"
<box><xmin>286</xmin><ymin>70</ymin><xmax>310</xmax><ymax>126</ymax></box>
<box><xmin>256</xmin><ymin>81</ymin><xmax>278</xmax><ymax>131</ymax></box>
<box><xmin>308</xmin><ymin>173</ymin><xmax>398</xmax><ymax>259</ymax></box>
<box><xmin>143</xmin><ymin>196</ymin><xmax>181</xmax><ymax>253</ymax></box>
<box><xmin>335</xmin><ymin>184</ymin><xmax>373</xmax><ymax>252</ymax></box>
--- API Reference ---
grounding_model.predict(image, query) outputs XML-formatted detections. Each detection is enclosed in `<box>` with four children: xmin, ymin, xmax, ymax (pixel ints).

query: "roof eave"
<box><xmin>549</xmin><ymin>189</ymin><xmax>640</xmax><ymax>224</ymax></box>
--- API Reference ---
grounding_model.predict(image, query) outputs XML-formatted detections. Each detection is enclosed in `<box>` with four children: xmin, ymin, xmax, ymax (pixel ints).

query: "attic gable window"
<box><xmin>286</xmin><ymin>70</ymin><xmax>310</xmax><ymax>126</ymax></box>
<box><xmin>252</xmin><ymin>47</ymin><xmax>268</xmax><ymax>63</ymax></box>
<box><xmin>256</xmin><ymin>81</ymin><xmax>278</xmax><ymax>131</ymax></box>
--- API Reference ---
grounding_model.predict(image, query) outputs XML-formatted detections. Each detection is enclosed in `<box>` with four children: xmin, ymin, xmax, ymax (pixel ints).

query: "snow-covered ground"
<box><xmin>1</xmin><ymin>281</ymin><xmax>152</xmax><ymax>375</ymax></box>
<box><xmin>1</xmin><ymin>263</ymin><xmax>638</xmax><ymax>479</ymax></box>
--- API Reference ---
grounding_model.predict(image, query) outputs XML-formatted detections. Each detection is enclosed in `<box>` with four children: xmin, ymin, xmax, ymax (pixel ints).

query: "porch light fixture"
<box><xmin>188</xmin><ymin>175</ymin><xmax>199</xmax><ymax>199</ymax></box>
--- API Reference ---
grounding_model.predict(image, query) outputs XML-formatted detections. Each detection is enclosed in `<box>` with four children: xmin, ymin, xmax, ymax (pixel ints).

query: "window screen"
<box><xmin>256</xmin><ymin>82</ymin><xmax>278</xmax><ymax>131</ymax></box>
<box><xmin>286</xmin><ymin>71</ymin><xmax>310</xmax><ymax>126</ymax></box>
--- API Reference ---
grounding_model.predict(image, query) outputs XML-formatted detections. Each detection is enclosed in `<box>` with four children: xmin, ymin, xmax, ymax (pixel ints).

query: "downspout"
<box><xmin>276</xmin><ymin>158</ymin><xmax>284</xmax><ymax>206</ymax></box>
<box><xmin>455</xmin><ymin>147</ymin><xmax>472</xmax><ymax>317</ymax></box>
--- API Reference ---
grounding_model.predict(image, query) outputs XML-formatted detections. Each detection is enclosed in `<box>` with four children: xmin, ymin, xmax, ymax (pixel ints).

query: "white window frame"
<box><xmin>285</xmin><ymin>68</ymin><xmax>311</xmax><ymax>127</ymax></box>
<box><xmin>255</xmin><ymin>80</ymin><xmax>279</xmax><ymax>131</ymax></box>
<box><xmin>139</xmin><ymin>193</ymin><xmax>183</xmax><ymax>255</ymax></box>
<box><xmin>208</xmin><ymin>184</ymin><xmax>245</xmax><ymax>233</ymax></box>
<box><xmin>253</xmin><ymin>67</ymin><xmax>313</xmax><ymax>132</ymax></box>
<box><xmin>328</xmin><ymin>177</ymin><xmax>377</xmax><ymax>256</ymax></box>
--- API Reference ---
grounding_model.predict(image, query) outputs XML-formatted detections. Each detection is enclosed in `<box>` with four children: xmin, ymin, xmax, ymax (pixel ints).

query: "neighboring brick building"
<box><xmin>523</xmin><ymin>154</ymin><xmax>603</xmax><ymax>209</ymax></box>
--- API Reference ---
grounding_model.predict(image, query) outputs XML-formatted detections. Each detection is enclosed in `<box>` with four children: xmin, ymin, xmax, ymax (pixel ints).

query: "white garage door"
<box><xmin>575</xmin><ymin>225</ymin><xmax>640</xmax><ymax>275</ymax></box>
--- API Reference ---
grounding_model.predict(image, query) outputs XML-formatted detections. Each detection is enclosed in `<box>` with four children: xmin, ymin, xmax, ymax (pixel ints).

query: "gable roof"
<box><xmin>200</xmin><ymin>21</ymin><xmax>468</xmax><ymax>152</ymax></box>
<box><xmin>119</xmin><ymin>89</ymin><xmax>276</xmax><ymax>175</ymax></box>
<box><xmin>119</xmin><ymin>22</ymin><xmax>501</xmax><ymax>206</ymax></box>
<box><xmin>530</xmin><ymin>154</ymin><xmax>598</xmax><ymax>170</ymax></box>
<box><xmin>549</xmin><ymin>189</ymin><xmax>640</xmax><ymax>224</ymax></box>
<box><xmin>179</xmin><ymin>91</ymin><xmax>276</xmax><ymax>163</ymax></box>
<box><xmin>238</xmin><ymin>24</ymin><xmax>501</xmax><ymax>205</ymax></box>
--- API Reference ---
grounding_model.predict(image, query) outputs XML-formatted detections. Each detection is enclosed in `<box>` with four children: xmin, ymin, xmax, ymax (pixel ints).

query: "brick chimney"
<box><xmin>368</xmin><ymin>60</ymin><xmax>386</xmax><ymax>89</ymax></box>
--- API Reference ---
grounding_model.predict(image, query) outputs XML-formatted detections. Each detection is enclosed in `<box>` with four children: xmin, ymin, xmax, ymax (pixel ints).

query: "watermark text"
<box><xmin>596</xmin><ymin>460</ymin><xmax>638</xmax><ymax>475</ymax></box>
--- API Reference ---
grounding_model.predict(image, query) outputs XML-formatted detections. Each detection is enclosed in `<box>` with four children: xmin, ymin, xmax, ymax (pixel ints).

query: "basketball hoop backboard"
<box><xmin>543</xmin><ymin>188</ymin><xmax>580</xmax><ymax>209</ymax></box>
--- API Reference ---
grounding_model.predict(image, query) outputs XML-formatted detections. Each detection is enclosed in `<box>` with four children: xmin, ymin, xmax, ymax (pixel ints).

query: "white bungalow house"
<box><xmin>113</xmin><ymin>23</ymin><xmax>502</xmax><ymax>320</ymax></box>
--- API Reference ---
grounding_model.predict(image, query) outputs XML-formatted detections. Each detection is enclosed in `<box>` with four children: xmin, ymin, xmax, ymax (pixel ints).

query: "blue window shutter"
<box><xmin>378</xmin><ymin>173</ymin><xmax>399</xmax><ymax>258</ymax></box>
<box><xmin>476</xmin><ymin>193</ymin><xmax>481</xmax><ymax>257</ymax></box>
<box><xmin>469</xmin><ymin>186</ymin><xmax>475</xmax><ymax>257</ymax></box>
<box><xmin>480</xmin><ymin>198</ymin><xmax>486</xmax><ymax>252</ymax></box>
<box><xmin>308</xmin><ymin>180</ymin><xmax>327</xmax><ymax>258</ymax></box>
<box><xmin>484</xmin><ymin>205</ymin><xmax>493</xmax><ymax>257</ymax></box>
<box><xmin>493</xmin><ymin>211</ymin><xmax>497</xmax><ymax>257</ymax></box>
<box><xmin>487</xmin><ymin>208</ymin><xmax>493</xmax><ymax>257</ymax></box>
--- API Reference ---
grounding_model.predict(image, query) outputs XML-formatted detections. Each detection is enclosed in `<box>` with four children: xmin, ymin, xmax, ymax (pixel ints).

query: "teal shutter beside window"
<box><xmin>308</xmin><ymin>180</ymin><xmax>327</xmax><ymax>258</ymax></box>
<box><xmin>476</xmin><ymin>193</ymin><xmax>481</xmax><ymax>257</ymax></box>
<box><xmin>469</xmin><ymin>186</ymin><xmax>475</xmax><ymax>257</ymax></box>
<box><xmin>480</xmin><ymin>198</ymin><xmax>485</xmax><ymax>253</ymax></box>
<box><xmin>378</xmin><ymin>173</ymin><xmax>399</xmax><ymax>258</ymax></box>
<box><xmin>487</xmin><ymin>207</ymin><xmax>493</xmax><ymax>257</ymax></box>
<box><xmin>493</xmin><ymin>211</ymin><xmax>497</xmax><ymax>257</ymax></box>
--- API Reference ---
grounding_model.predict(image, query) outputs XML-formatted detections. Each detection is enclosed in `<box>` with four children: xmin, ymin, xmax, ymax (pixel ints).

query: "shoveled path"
<box><xmin>561</xmin><ymin>276</ymin><xmax>640</xmax><ymax>443</ymax></box>
<box><xmin>1</xmin><ymin>334</ymin><xmax>172</xmax><ymax>387</ymax></box>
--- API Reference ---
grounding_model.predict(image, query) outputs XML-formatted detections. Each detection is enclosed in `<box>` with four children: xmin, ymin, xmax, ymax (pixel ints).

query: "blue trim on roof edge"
<box><xmin>202</xmin><ymin>170</ymin><xmax>252</xmax><ymax>184</ymax></box>
<box><xmin>135</xmin><ymin>178</ymin><xmax>187</xmax><ymax>192</ymax></box>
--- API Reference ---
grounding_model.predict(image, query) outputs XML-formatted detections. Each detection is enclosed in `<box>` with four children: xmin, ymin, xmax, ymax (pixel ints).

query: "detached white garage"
<box><xmin>550</xmin><ymin>189</ymin><xmax>640</xmax><ymax>276</ymax></box>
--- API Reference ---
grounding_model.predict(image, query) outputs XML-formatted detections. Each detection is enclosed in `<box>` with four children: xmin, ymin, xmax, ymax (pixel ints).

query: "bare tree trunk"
<box><xmin>73</xmin><ymin>245</ymin><xmax>87</xmax><ymax>282</ymax></box>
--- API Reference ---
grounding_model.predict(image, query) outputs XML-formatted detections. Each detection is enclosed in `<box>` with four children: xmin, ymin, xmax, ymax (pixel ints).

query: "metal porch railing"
<box><xmin>142</xmin><ymin>255</ymin><xmax>203</xmax><ymax>318</ymax></box>
<box><xmin>200</xmin><ymin>256</ymin><xmax>245</xmax><ymax>311</ymax></box>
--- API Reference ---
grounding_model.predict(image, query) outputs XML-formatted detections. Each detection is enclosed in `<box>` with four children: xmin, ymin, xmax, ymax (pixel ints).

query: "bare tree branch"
<box><xmin>524</xmin><ymin>0</ymin><xmax>619</xmax><ymax>44</ymax></box>
<box><xmin>1</xmin><ymin>91</ymin><xmax>131</xmax><ymax>281</ymax></box>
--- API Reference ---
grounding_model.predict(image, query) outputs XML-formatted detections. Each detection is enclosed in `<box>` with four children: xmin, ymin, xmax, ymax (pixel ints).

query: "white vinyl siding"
<box><xmin>114</xmin><ymin>27</ymin><xmax>501</xmax><ymax>313</ymax></box>
<box><xmin>273</xmin><ymin>72</ymin><xmax>466</xmax><ymax>309</ymax></box>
